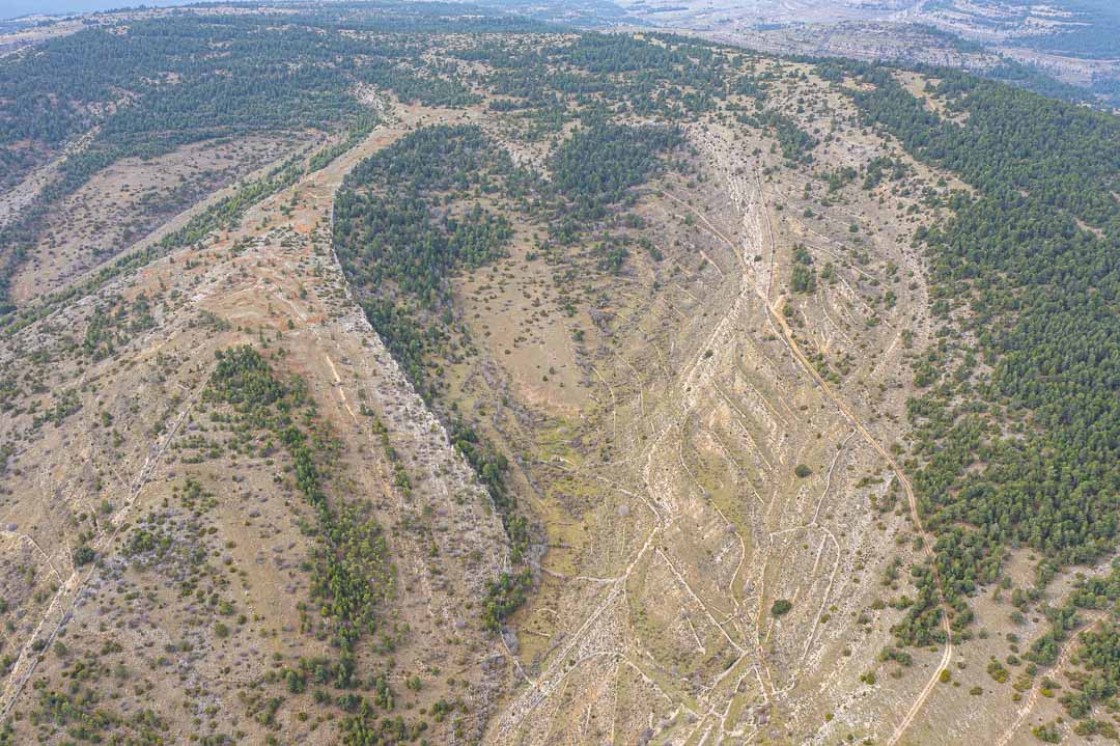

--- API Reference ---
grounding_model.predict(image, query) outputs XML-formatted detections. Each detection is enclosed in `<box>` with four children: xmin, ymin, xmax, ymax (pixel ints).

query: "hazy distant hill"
<box><xmin>3</xmin><ymin>0</ymin><xmax>197</xmax><ymax>21</ymax></box>
<box><xmin>615</xmin><ymin>0</ymin><xmax>1120</xmax><ymax>105</ymax></box>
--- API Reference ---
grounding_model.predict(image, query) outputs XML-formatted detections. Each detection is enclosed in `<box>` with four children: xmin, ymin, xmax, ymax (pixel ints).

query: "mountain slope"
<box><xmin>1</xmin><ymin>6</ymin><xmax>1119</xmax><ymax>745</ymax></box>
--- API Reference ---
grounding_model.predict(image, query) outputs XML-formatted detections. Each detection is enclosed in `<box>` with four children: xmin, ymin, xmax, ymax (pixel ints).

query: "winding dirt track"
<box><xmin>767</xmin><ymin>299</ymin><xmax>954</xmax><ymax>746</ymax></box>
<box><xmin>662</xmin><ymin>170</ymin><xmax>954</xmax><ymax>744</ymax></box>
<box><xmin>995</xmin><ymin>612</ymin><xmax>1106</xmax><ymax>746</ymax></box>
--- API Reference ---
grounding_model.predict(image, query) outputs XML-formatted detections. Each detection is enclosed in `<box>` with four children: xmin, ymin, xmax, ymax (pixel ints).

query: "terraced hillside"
<box><xmin>1</xmin><ymin>4</ymin><xmax>1119</xmax><ymax>745</ymax></box>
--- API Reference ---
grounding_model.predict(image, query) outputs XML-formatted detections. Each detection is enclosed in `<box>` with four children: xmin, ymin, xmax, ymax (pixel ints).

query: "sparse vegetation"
<box><xmin>3</xmin><ymin>6</ymin><xmax>1119</xmax><ymax>744</ymax></box>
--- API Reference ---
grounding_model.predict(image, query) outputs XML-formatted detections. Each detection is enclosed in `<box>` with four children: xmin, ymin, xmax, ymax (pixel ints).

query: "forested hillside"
<box><xmin>840</xmin><ymin>63</ymin><xmax>1120</xmax><ymax>629</ymax></box>
<box><xmin>1</xmin><ymin>3</ymin><xmax>1119</xmax><ymax>744</ymax></box>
